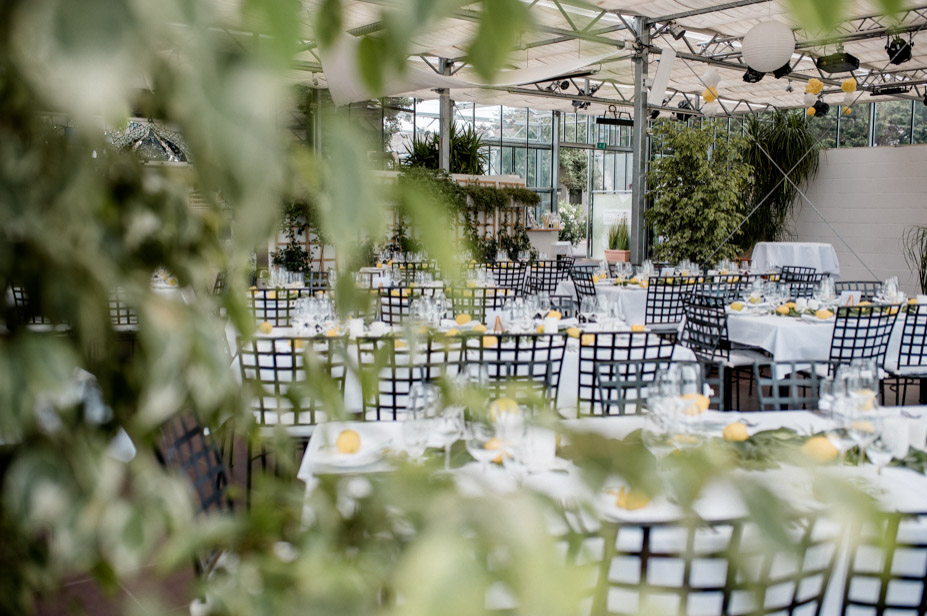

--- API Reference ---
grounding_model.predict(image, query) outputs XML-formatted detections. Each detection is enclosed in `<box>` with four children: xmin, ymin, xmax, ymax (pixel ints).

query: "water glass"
<box><xmin>465</xmin><ymin>418</ymin><xmax>499</xmax><ymax>473</ymax></box>
<box><xmin>402</xmin><ymin>406</ymin><xmax>430</xmax><ymax>461</ymax></box>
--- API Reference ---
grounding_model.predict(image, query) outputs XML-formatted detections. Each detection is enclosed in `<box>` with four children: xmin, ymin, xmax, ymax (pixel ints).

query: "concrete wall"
<box><xmin>787</xmin><ymin>144</ymin><xmax>927</xmax><ymax>295</ymax></box>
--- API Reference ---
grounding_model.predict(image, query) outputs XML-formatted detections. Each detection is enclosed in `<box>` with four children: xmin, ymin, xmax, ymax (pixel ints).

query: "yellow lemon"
<box><xmin>801</xmin><ymin>436</ymin><xmax>839</xmax><ymax>463</ymax></box>
<box><xmin>446</xmin><ymin>328</ymin><xmax>461</xmax><ymax>336</ymax></box>
<box><xmin>473</xmin><ymin>324</ymin><xmax>487</xmax><ymax>333</ymax></box>
<box><xmin>858</xmin><ymin>300</ymin><xmax>872</xmax><ymax>306</ymax></box>
<box><xmin>640</xmin><ymin>280</ymin><xmax>648</xmax><ymax>288</ymax></box>
<box><xmin>376</xmin><ymin>262</ymin><xmax>383</xmax><ymax>268</ymax></box>
<box><xmin>394</xmin><ymin>339</ymin><xmax>408</xmax><ymax>349</ymax></box>
<box><xmin>387</xmin><ymin>259</ymin><xmax>393</xmax><ymax>266</ymax></box>
<box><xmin>390</xmin><ymin>289</ymin><xmax>401</xmax><ymax>297</ymax></box>
<box><xmin>681</xmin><ymin>393</ymin><xmax>710</xmax><ymax>415</ymax></box>
<box><xmin>776</xmin><ymin>305</ymin><xmax>791</xmax><ymax>316</ymax></box>
<box><xmin>749</xmin><ymin>296</ymin><xmax>762</xmax><ymax>305</ymax></box>
<box><xmin>484</xmin><ymin>437</ymin><xmax>505</xmax><ymax>464</ymax></box>
<box><xmin>786</xmin><ymin>301</ymin><xmax>797</xmax><ymax>310</ymax></box>
<box><xmin>335</xmin><ymin>430</ymin><xmax>361</xmax><ymax>454</ymax></box>
<box><xmin>258</xmin><ymin>321</ymin><xmax>273</xmax><ymax>334</ymax></box>
<box><xmin>536</xmin><ymin>324</ymin><xmax>545</xmax><ymax>333</ymax></box>
<box><xmin>546</xmin><ymin>310</ymin><xmax>562</xmax><ymax>320</ymax></box>
<box><xmin>852</xmin><ymin>419</ymin><xmax>875</xmax><ymax>433</ymax></box>
<box><xmin>455</xmin><ymin>313</ymin><xmax>472</xmax><ymax>325</ymax></box>
<box><xmin>294</xmin><ymin>339</ymin><xmax>308</xmax><ymax>350</ymax></box>
<box><xmin>629</xmin><ymin>277</ymin><xmax>640</xmax><ymax>284</ymax></box>
<box><xmin>248</xmin><ymin>285</ymin><xmax>257</xmax><ymax>291</ymax></box>
<box><xmin>489</xmin><ymin>398</ymin><xmax>519</xmax><ymax>421</ymax></box>
<box><xmin>580</xmin><ymin>334</ymin><xmax>595</xmax><ymax>346</ymax></box>
<box><xmin>566</xmin><ymin>327</ymin><xmax>581</xmax><ymax>339</ymax></box>
<box><xmin>909</xmin><ymin>298</ymin><xmax>917</xmax><ymax>305</ymax></box>
<box><xmin>630</xmin><ymin>324</ymin><xmax>646</xmax><ymax>333</ymax></box>
<box><xmin>467</xmin><ymin>280</ymin><xmax>477</xmax><ymax>288</ymax></box>
<box><xmin>325</xmin><ymin>328</ymin><xmax>339</xmax><ymax>337</ymax></box>
<box><xmin>730</xmin><ymin>302</ymin><xmax>744</xmax><ymax>312</ymax></box>
<box><xmin>615</xmin><ymin>486</ymin><xmax>650</xmax><ymax>510</ymax></box>
<box><xmin>815</xmin><ymin>309</ymin><xmax>834</xmax><ymax>320</ymax></box>
<box><xmin>401</xmin><ymin>289</ymin><xmax>411</xmax><ymax>297</ymax></box>
<box><xmin>482</xmin><ymin>335</ymin><xmax>499</xmax><ymax>348</ymax></box>
<box><xmin>722</xmin><ymin>422</ymin><xmax>749</xmax><ymax>442</ymax></box>
<box><xmin>266</xmin><ymin>290</ymin><xmax>277</xmax><ymax>300</ymax></box>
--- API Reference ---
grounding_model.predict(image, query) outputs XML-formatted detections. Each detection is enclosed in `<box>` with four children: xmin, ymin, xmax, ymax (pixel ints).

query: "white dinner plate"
<box><xmin>313</xmin><ymin>428</ymin><xmax>388</xmax><ymax>468</ymax></box>
<box><xmin>800</xmin><ymin>313</ymin><xmax>835</xmax><ymax>324</ymax></box>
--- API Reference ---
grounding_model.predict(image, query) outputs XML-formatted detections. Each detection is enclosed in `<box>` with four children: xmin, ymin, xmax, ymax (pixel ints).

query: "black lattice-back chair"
<box><xmin>885</xmin><ymin>304</ymin><xmax>927</xmax><ymax>405</ymax></box>
<box><xmin>489</xmin><ymin>262</ymin><xmax>527</xmax><ymax>296</ymax></box>
<box><xmin>212</xmin><ymin>271</ymin><xmax>227</xmax><ymax>296</ymax></box>
<box><xmin>356</xmin><ymin>334</ymin><xmax>460</xmax><ymax>420</ymax></box>
<box><xmin>696</xmin><ymin>274</ymin><xmax>747</xmax><ymax>303</ymax></box>
<box><xmin>577</xmin><ymin>332</ymin><xmax>675</xmax><ymax>415</ymax></box>
<box><xmin>752</xmin><ymin>361</ymin><xmax>838</xmax><ymax>411</ymax></box>
<box><xmin>447</xmin><ymin>285</ymin><xmax>509</xmax><ymax>323</ymax></box>
<box><xmin>461</xmin><ymin>332</ymin><xmax>567</xmax><ymax>409</ymax></box>
<box><xmin>391</xmin><ymin>261</ymin><xmax>439</xmax><ymax>285</ymax></box>
<box><xmin>779</xmin><ymin>265</ymin><xmax>817</xmax><ymax>282</ymax></box>
<box><xmin>304</xmin><ymin>271</ymin><xmax>329</xmax><ymax>295</ymax></box>
<box><xmin>376</xmin><ymin>286</ymin><xmax>447</xmax><ymax>325</ymax></box>
<box><xmin>829</xmin><ymin>304</ymin><xmax>900</xmax><ymax>369</ymax></box>
<box><xmin>109</xmin><ymin>288</ymin><xmax>139</xmax><ymax>328</ymax></box>
<box><xmin>238</xmin><ymin>335</ymin><xmax>347</xmax><ymax>436</ymax></box>
<box><xmin>157</xmin><ymin>413</ymin><xmax>233</xmax><ymax>518</ymax></box>
<box><xmin>571</xmin><ymin>269</ymin><xmax>597</xmax><ymax>303</ymax></box>
<box><xmin>841</xmin><ymin>512</ymin><xmax>927</xmax><ymax>616</ymax></box>
<box><xmin>585</xmin><ymin>514</ymin><xmax>839</xmax><ymax>616</ymax></box>
<box><xmin>550</xmin><ymin>295</ymin><xmax>578</xmax><ymax>319</ymax></box>
<box><xmin>247</xmin><ymin>288</ymin><xmax>314</xmax><ymax>327</ymax></box>
<box><xmin>525</xmin><ymin>260</ymin><xmax>571</xmax><ymax>294</ymax></box>
<box><xmin>645</xmin><ymin>277</ymin><xmax>698</xmax><ymax>333</ymax></box>
<box><xmin>595</xmin><ymin>358</ymin><xmax>726</xmax><ymax>415</ymax></box>
<box><xmin>834</xmin><ymin>280</ymin><xmax>881</xmax><ymax>300</ymax></box>
<box><xmin>556</xmin><ymin>254</ymin><xmax>576</xmax><ymax>272</ymax></box>
<box><xmin>8</xmin><ymin>285</ymin><xmax>68</xmax><ymax>330</ymax></box>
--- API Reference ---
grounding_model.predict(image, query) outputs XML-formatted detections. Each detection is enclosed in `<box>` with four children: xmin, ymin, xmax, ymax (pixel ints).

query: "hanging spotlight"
<box><xmin>743</xmin><ymin>67</ymin><xmax>765</xmax><ymax>83</ymax></box>
<box><xmin>922</xmin><ymin>91</ymin><xmax>927</xmax><ymax>106</ymax></box>
<box><xmin>667</xmin><ymin>22</ymin><xmax>686</xmax><ymax>40</ymax></box>
<box><xmin>886</xmin><ymin>37</ymin><xmax>913</xmax><ymax>65</ymax></box>
<box><xmin>812</xmin><ymin>100</ymin><xmax>830</xmax><ymax>116</ymax></box>
<box><xmin>773</xmin><ymin>62</ymin><xmax>792</xmax><ymax>79</ymax></box>
<box><xmin>675</xmin><ymin>99</ymin><xmax>692</xmax><ymax>121</ymax></box>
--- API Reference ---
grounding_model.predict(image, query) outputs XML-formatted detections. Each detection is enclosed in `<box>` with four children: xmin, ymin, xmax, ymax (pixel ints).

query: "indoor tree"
<box><xmin>645</xmin><ymin>121</ymin><xmax>752</xmax><ymax>264</ymax></box>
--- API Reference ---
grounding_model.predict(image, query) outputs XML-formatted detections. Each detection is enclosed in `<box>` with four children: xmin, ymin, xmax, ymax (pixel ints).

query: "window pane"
<box><xmin>454</xmin><ymin>101</ymin><xmax>474</xmax><ymax>130</ymax></box>
<box><xmin>564</xmin><ymin>113</ymin><xmax>576</xmax><ymax>142</ymax></box>
<box><xmin>592</xmin><ymin>150</ymin><xmax>604</xmax><ymax>190</ymax></box>
<box><xmin>528</xmin><ymin>108</ymin><xmax>551</xmax><ymax>144</ymax></box>
<box><xmin>502</xmin><ymin>107</ymin><xmax>527</xmax><ymax>141</ymax></box>
<box><xmin>576</xmin><ymin>115</ymin><xmax>587</xmax><ymax>143</ymax></box>
<box><xmin>838</xmin><ymin>103</ymin><xmax>870</xmax><ymax>147</ymax></box>
<box><xmin>538</xmin><ymin>149</ymin><xmax>551</xmax><ymax>188</ymax></box>
<box><xmin>415</xmin><ymin>99</ymin><xmax>440</xmax><ymax>140</ymax></box>
<box><xmin>475</xmin><ymin>104</ymin><xmax>501</xmax><ymax>145</ymax></box>
<box><xmin>914</xmin><ymin>102</ymin><xmax>927</xmax><ymax>144</ymax></box>
<box><xmin>615</xmin><ymin>152</ymin><xmax>627</xmax><ymax>191</ymax></box>
<box><xmin>501</xmin><ymin>146</ymin><xmax>514</xmax><ymax>174</ymax></box>
<box><xmin>527</xmin><ymin>148</ymin><xmax>537</xmax><ymax>187</ymax></box>
<box><xmin>388</xmin><ymin>108</ymin><xmax>415</xmax><ymax>157</ymax></box>
<box><xmin>514</xmin><ymin>147</ymin><xmax>527</xmax><ymax>179</ymax></box>
<box><xmin>488</xmin><ymin>146</ymin><xmax>500</xmax><ymax>175</ymax></box>
<box><xmin>875</xmin><ymin>100</ymin><xmax>913</xmax><ymax>146</ymax></box>
<box><xmin>809</xmin><ymin>111</ymin><xmax>838</xmax><ymax>149</ymax></box>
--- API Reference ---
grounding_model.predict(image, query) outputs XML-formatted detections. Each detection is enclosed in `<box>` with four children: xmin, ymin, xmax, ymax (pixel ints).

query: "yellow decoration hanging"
<box><xmin>805</xmin><ymin>78</ymin><xmax>824</xmax><ymax>95</ymax></box>
<box><xmin>702</xmin><ymin>87</ymin><xmax>718</xmax><ymax>103</ymax></box>
<box><xmin>806</xmin><ymin>106</ymin><xmax>816</xmax><ymax>116</ymax></box>
<box><xmin>843</xmin><ymin>106</ymin><xmax>852</xmax><ymax>115</ymax></box>
<box><xmin>841</xmin><ymin>78</ymin><xmax>857</xmax><ymax>93</ymax></box>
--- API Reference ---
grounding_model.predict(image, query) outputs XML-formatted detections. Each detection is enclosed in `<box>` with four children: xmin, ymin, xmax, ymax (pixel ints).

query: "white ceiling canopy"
<box><xmin>295</xmin><ymin>0</ymin><xmax>927</xmax><ymax>116</ymax></box>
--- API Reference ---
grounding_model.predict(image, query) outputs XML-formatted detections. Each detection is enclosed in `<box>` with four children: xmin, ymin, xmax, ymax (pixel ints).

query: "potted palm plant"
<box><xmin>604</xmin><ymin>220</ymin><xmax>630</xmax><ymax>262</ymax></box>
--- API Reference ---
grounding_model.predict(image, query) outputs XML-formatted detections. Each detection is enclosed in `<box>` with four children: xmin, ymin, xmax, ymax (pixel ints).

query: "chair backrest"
<box><xmin>594</xmin><ymin>358</ymin><xmax>725</xmax><ymax>415</ymax></box>
<box><xmin>248</xmin><ymin>288</ymin><xmax>315</xmax><ymax>327</ymax></box>
<box><xmin>391</xmin><ymin>261</ymin><xmax>439</xmax><ymax>285</ymax></box>
<box><xmin>157</xmin><ymin>413</ymin><xmax>232</xmax><ymax>516</ymax></box>
<box><xmin>109</xmin><ymin>288</ymin><xmax>139</xmax><ymax>327</ymax></box>
<box><xmin>447</xmin><ymin>285</ymin><xmax>509</xmax><ymax>324</ymax></box>
<box><xmin>377</xmin><ymin>286</ymin><xmax>446</xmax><ymax>325</ymax></box>
<box><xmin>355</xmin><ymin>335</ymin><xmax>460</xmax><ymax>420</ymax></box>
<box><xmin>556</xmin><ymin>255</ymin><xmax>576</xmax><ymax>272</ymax></box>
<box><xmin>696</xmin><ymin>274</ymin><xmax>746</xmax><ymax>303</ymax></box>
<box><xmin>461</xmin><ymin>333</ymin><xmax>568</xmax><ymax>408</ymax></box>
<box><xmin>681</xmin><ymin>297</ymin><xmax>729</xmax><ymax>362</ymax></box>
<box><xmin>752</xmin><ymin>361</ymin><xmax>837</xmax><ymax>411</ymax></box>
<box><xmin>577</xmin><ymin>332</ymin><xmax>676</xmax><ymax>415</ymax></box>
<box><xmin>304</xmin><ymin>271</ymin><xmax>329</xmax><ymax>295</ymax></box>
<box><xmin>550</xmin><ymin>295</ymin><xmax>578</xmax><ymax>319</ymax></box>
<box><xmin>489</xmin><ymin>262</ymin><xmax>527</xmax><ymax>296</ymax></box>
<box><xmin>525</xmin><ymin>260</ymin><xmax>571</xmax><ymax>294</ymax></box>
<box><xmin>585</xmin><ymin>514</ymin><xmax>838</xmax><ymax>616</ymax></box>
<box><xmin>897</xmin><ymin>303</ymin><xmax>927</xmax><ymax>371</ymax></box>
<box><xmin>829</xmin><ymin>304</ymin><xmax>900</xmax><ymax>368</ymax></box>
<box><xmin>646</xmin><ymin>277</ymin><xmax>698</xmax><ymax>325</ymax></box>
<box><xmin>238</xmin><ymin>335</ymin><xmax>347</xmax><ymax>428</ymax></box>
<box><xmin>212</xmin><ymin>271</ymin><xmax>227</xmax><ymax>296</ymax></box>
<box><xmin>842</xmin><ymin>512</ymin><xmax>927</xmax><ymax>616</ymax></box>
<box><xmin>834</xmin><ymin>280</ymin><xmax>880</xmax><ymax>300</ymax></box>
<box><xmin>779</xmin><ymin>265</ymin><xmax>817</xmax><ymax>282</ymax></box>
<box><xmin>9</xmin><ymin>286</ymin><xmax>53</xmax><ymax>326</ymax></box>
<box><xmin>571</xmin><ymin>269</ymin><xmax>597</xmax><ymax>301</ymax></box>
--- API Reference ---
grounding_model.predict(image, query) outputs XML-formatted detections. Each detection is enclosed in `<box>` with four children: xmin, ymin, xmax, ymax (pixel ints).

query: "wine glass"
<box><xmin>433</xmin><ymin>406</ymin><xmax>464</xmax><ymax>471</ymax></box>
<box><xmin>580</xmin><ymin>297</ymin><xmax>596</xmax><ymax>324</ymax></box>
<box><xmin>536</xmin><ymin>292</ymin><xmax>551</xmax><ymax>316</ymax></box>
<box><xmin>848</xmin><ymin>405</ymin><xmax>880</xmax><ymax>468</ymax></box>
<box><xmin>465</xmin><ymin>418</ymin><xmax>499</xmax><ymax>474</ymax></box>
<box><xmin>401</xmin><ymin>405</ymin><xmax>430</xmax><ymax>462</ymax></box>
<box><xmin>867</xmin><ymin>428</ymin><xmax>894</xmax><ymax>476</ymax></box>
<box><xmin>641</xmin><ymin>414</ymin><xmax>674</xmax><ymax>466</ymax></box>
<box><xmin>826</xmin><ymin>395</ymin><xmax>855</xmax><ymax>464</ymax></box>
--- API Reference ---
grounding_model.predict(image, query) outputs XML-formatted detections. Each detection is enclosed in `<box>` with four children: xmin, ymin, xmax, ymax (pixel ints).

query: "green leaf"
<box><xmin>466</xmin><ymin>0</ymin><xmax>534</xmax><ymax>83</ymax></box>
<box><xmin>314</xmin><ymin>0</ymin><xmax>342</xmax><ymax>49</ymax></box>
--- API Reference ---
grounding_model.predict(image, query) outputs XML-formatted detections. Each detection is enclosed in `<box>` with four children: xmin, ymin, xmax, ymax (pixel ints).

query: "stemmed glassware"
<box><xmin>465</xmin><ymin>418</ymin><xmax>499</xmax><ymax>474</ymax></box>
<box><xmin>579</xmin><ymin>297</ymin><xmax>597</xmax><ymax>324</ymax></box>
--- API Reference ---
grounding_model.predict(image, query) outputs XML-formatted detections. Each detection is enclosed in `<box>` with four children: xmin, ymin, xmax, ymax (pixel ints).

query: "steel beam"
<box><xmin>630</xmin><ymin>17</ymin><xmax>649</xmax><ymax>264</ymax></box>
<box><xmin>438</xmin><ymin>58</ymin><xmax>452</xmax><ymax>172</ymax></box>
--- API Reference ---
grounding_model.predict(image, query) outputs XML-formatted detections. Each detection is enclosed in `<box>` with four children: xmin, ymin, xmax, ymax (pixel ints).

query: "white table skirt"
<box><xmin>752</xmin><ymin>242</ymin><xmax>840</xmax><ymax>277</ymax></box>
<box><xmin>555</xmin><ymin>281</ymin><xmax>648</xmax><ymax>326</ymax></box>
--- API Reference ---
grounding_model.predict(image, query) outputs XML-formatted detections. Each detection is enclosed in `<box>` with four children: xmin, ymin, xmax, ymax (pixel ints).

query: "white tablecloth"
<box><xmin>752</xmin><ymin>242</ymin><xmax>840</xmax><ymax>276</ymax></box>
<box><xmin>555</xmin><ymin>281</ymin><xmax>648</xmax><ymax>326</ymax></box>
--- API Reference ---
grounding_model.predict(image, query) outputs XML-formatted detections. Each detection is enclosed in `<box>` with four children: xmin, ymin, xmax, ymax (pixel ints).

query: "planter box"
<box><xmin>604</xmin><ymin>249</ymin><xmax>630</xmax><ymax>262</ymax></box>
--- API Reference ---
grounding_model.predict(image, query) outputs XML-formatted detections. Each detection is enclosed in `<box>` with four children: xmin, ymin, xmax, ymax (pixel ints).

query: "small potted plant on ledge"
<box><xmin>604</xmin><ymin>220</ymin><xmax>630</xmax><ymax>262</ymax></box>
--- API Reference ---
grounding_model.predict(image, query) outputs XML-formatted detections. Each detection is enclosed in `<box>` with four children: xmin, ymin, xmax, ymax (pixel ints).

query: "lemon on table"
<box><xmin>546</xmin><ymin>310</ymin><xmax>562</xmax><ymax>320</ymax></box>
<box><xmin>801</xmin><ymin>436</ymin><xmax>838</xmax><ymax>463</ymax></box>
<box><xmin>630</xmin><ymin>324</ymin><xmax>646</xmax><ymax>333</ymax></box>
<box><xmin>776</xmin><ymin>305</ymin><xmax>791</xmax><ymax>316</ymax></box>
<box><xmin>466</xmin><ymin>280</ymin><xmax>478</xmax><ymax>288</ymax></box>
<box><xmin>815</xmin><ymin>309</ymin><xmax>834</xmax><ymax>320</ymax></box>
<box><xmin>325</xmin><ymin>328</ymin><xmax>339</xmax><ymax>337</ymax></box>
<box><xmin>336</xmin><ymin>429</ymin><xmax>361</xmax><ymax>454</ymax></box>
<box><xmin>786</xmin><ymin>301</ymin><xmax>797</xmax><ymax>310</ymax></box>
<box><xmin>615</xmin><ymin>486</ymin><xmax>650</xmax><ymax>510</ymax></box>
<box><xmin>909</xmin><ymin>298</ymin><xmax>918</xmax><ymax>305</ymax></box>
<box><xmin>455</xmin><ymin>313</ymin><xmax>472</xmax><ymax>325</ymax></box>
<box><xmin>536</xmin><ymin>324</ymin><xmax>545</xmax><ymax>333</ymax></box>
<box><xmin>473</xmin><ymin>324</ymin><xmax>487</xmax><ymax>333</ymax></box>
<box><xmin>489</xmin><ymin>397</ymin><xmax>519</xmax><ymax>421</ymax></box>
<box><xmin>484</xmin><ymin>437</ymin><xmax>505</xmax><ymax>464</ymax></box>
<box><xmin>566</xmin><ymin>326</ymin><xmax>581</xmax><ymax>339</ymax></box>
<box><xmin>580</xmin><ymin>334</ymin><xmax>595</xmax><ymax>346</ymax></box>
<box><xmin>258</xmin><ymin>321</ymin><xmax>273</xmax><ymax>334</ymax></box>
<box><xmin>749</xmin><ymin>296</ymin><xmax>762</xmax><ymax>304</ymax></box>
<box><xmin>390</xmin><ymin>289</ymin><xmax>401</xmax><ymax>297</ymax></box>
<box><xmin>482</xmin><ymin>335</ymin><xmax>499</xmax><ymax>347</ymax></box>
<box><xmin>681</xmin><ymin>393</ymin><xmax>709</xmax><ymax>415</ymax></box>
<box><xmin>722</xmin><ymin>422</ymin><xmax>749</xmax><ymax>442</ymax></box>
<box><xmin>394</xmin><ymin>339</ymin><xmax>408</xmax><ymax>349</ymax></box>
<box><xmin>730</xmin><ymin>302</ymin><xmax>744</xmax><ymax>312</ymax></box>
<box><xmin>446</xmin><ymin>328</ymin><xmax>461</xmax><ymax>336</ymax></box>
<box><xmin>376</xmin><ymin>262</ymin><xmax>383</xmax><ymax>268</ymax></box>
<box><xmin>294</xmin><ymin>339</ymin><xmax>308</xmax><ymax>350</ymax></box>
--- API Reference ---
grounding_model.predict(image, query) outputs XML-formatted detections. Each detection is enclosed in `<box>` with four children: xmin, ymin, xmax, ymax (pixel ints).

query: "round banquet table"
<box><xmin>751</xmin><ymin>242</ymin><xmax>840</xmax><ymax>277</ymax></box>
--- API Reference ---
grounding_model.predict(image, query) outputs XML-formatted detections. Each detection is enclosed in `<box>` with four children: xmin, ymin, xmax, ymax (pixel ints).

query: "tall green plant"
<box><xmin>402</xmin><ymin>123</ymin><xmax>487</xmax><ymax>175</ymax></box>
<box><xmin>645</xmin><ymin>122</ymin><xmax>752</xmax><ymax>263</ymax></box>
<box><xmin>608</xmin><ymin>221</ymin><xmax>629</xmax><ymax>250</ymax></box>
<box><xmin>738</xmin><ymin>111</ymin><xmax>820</xmax><ymax>249</ymax></box>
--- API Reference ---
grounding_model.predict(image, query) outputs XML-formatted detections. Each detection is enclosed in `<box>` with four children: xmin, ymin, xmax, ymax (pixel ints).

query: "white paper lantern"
<box><xmin>701</xmin><ymin>68</ymin><xmax>721</xmax><ymax>89</ymax></box>
<box><xmin>742</xmin><ymin>21</ymin><xmax>795</xmax><ymax>73</ymax></box>
<box><xmin>702</xmin><ymin>101</ymin><xmax>724</xmax><ymax>116</ymax></box>
<box><xmin>843</xmin><ymin>92</ymin><xmax>855</xmax><ymax>105</ymax></box>
<box><xmin>803</xmin><ymin>92</ymin><xmax>818</xmax><ymax>107</ymax></box>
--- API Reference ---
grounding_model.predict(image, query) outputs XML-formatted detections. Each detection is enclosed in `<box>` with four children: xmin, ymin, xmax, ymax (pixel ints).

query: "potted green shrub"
<box><xmin>604</xmin><ymin>221</ymin><xmax>630</xmax><ymax>262</ymax></box>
